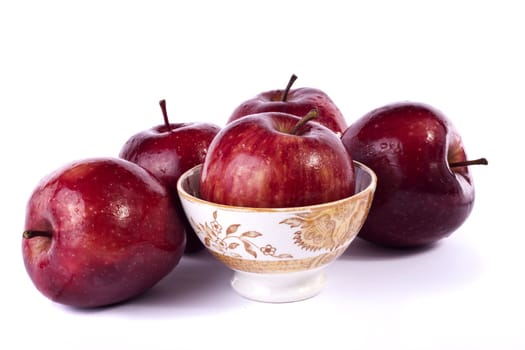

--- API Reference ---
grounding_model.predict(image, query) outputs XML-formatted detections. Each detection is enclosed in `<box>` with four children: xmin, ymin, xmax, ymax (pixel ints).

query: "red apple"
<box><xmin>341</xmin><ymin>101</ymin><xmax>487</xmax><ymax>248</ymax></box>
<box><xmin>22</xmin><ymin>157</ymin><xmax>186</xmax><ymax>308</ymax></box>
<box><xmin>200</xmin><ymin>110</ymin><xmax>355</xmax><ymax>208</ymax></box>
<box><xmin>120</xmin><ymin>100</ymin><xmax>221</xmax><ymax>253</ymax></box>
<box><xmin>227</xmin><ymin>74</ymin><xmax>348</xmax><ymax>136</ymax></box>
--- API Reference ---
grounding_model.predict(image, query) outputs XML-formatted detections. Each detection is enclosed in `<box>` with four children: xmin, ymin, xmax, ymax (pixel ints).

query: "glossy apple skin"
<box><xmin>341</xmin><ymin>102</ymin><xmax>474</xmax><ymax>248</ymax></box>
<box><xmin>22</xmin><ymin>158</ymin><xmax>186</xmax><ymax>308</ymax></box>
<box><xmin>201</xmin><ymin>112</ymin><xmax>355</xmax><ymax>208</ymax></box>
<box><xmin>227</xmin><ymin>87</ymin><xmax>348</xmax><ymax>136</ymax></box>
<box><xmin>120</xmin><ymin>122</ymin><xmax>221</xmax><ymax>253</ymax></box>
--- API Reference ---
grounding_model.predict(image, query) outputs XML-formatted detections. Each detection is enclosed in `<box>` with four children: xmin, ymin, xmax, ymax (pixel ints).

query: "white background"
<box><xmin>1</xmin><ymin>1</ymin><xmax>523</xmax><ymax>349</ymax></box>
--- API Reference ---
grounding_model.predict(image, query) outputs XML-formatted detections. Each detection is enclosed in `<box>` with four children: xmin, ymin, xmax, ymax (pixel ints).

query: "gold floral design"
<box><xmin>210</xmin><ymin>245</ymin><xmax>348</xmax><ymax>273</ymax></box>
<box><xmin>280</xmin><ymin>192</ymin><xmax>372</xmax><ymax>252</ymax></box>
<box><xmin>191</xmin><ymin>211</ymin><xmax>293</xmax><ymax>259</ymax></box>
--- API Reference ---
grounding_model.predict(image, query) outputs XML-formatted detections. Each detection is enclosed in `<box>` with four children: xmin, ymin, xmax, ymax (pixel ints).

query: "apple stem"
<box><xmin>159</xmin><ymin>99</ymin><xmax>171</xmax><ymax>129</ymax></box>
<box><xmin>23</xmin><ymin>230</ymin><xmax>52</xmax><ymax>239</ymax></box>
<box><xmin>281</xmin><ymin>74</ymin><xmax>298</xmax><ymax>102</ymax></box>
<box><xmin>291</xmin><ymin>109</ymin><xmax>318</xmax><ymax>135</ymax></box>
<box><xmin>449</xmin><ymin>157</ymin><xmax>488</xmax><ymax>168</ymax></box>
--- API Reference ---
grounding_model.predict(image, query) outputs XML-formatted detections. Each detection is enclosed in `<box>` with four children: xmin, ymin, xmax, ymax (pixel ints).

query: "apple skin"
<box><xmin>200</xmin><ymin>111</ymin><xmax>355</xmax><ymax>208</ymax></box>
<box><xmin>227</xmin><ymin>80</ymin><xmax>347</xmax><ymax>136</ymax></box>
<box><xmin>22</xmin><ymin>157</ymin><xmax>186</xmax><ymax>308</ymax></box>
<box><xmin>341</xmin><ymin>101</ymin><xmax>476</xmax><ymax>248</ymax></box>
<box><xmin>120</xmin><ymin>120</ymin><xmax>221</xmax><ymax>254</ymax></box>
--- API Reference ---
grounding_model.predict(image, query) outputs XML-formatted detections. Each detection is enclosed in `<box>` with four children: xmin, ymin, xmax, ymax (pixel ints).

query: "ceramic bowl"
<box><xmin>177</xmin><ymin>161</ymin><xmax>377</xmax><ymax>303</ymax></box>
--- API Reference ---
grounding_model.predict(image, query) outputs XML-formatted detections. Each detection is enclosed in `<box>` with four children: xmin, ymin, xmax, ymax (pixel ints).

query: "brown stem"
<box><xmin>23</xmin><ymin>230</ymin><xmax>52</xmax><ymax>239</ymax></box>
<box><xmin>291</xmin><ymin>109</ymin><xmax>318</xmax><ymax>135</ymax></box>
<box><xmin>449</xmin><ymin>157</ymin><xmax>488</xmax><ymax>168</ymax></box>
<box><xmin>281</xmin><ymin>74</ymin><xmax>298</xmax><ymax>102</ymax></box>
<box><xmin>159</xmin><ymin>99</ymin><xmax>170</xmax><ymax>129</ymax></box>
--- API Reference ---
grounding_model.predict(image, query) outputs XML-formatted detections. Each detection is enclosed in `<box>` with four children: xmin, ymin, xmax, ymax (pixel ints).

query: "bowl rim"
<box><xmin>176</xmin><ymin>160</ymin><xmax>377</xmax><ymax>213</ymax></box>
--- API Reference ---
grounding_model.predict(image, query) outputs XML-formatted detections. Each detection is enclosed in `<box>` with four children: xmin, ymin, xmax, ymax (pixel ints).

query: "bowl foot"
<box><xmin>230</xmin><ymin>268</ymin><xmax>327</xmax><ymax>303</ymax></box>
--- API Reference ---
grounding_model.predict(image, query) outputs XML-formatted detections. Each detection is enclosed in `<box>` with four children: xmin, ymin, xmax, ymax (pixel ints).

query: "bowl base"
<box><xmin>230</xmin><ymin>268</ymin><xmax>327</xmax><ymax>303</ymax></box>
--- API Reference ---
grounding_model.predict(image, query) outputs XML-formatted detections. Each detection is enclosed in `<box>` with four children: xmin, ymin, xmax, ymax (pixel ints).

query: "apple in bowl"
<box><xmin>202</xmin><ymin>110</ymin><xmax>355</xmax><ymax>207</ymax></box>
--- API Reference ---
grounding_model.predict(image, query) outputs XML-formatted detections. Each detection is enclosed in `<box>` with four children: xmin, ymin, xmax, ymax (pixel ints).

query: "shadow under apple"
<box><xmin>342</xmin><ymin>237</ymin><xmax>440</xmax><ymax>260</ymax></box>
<box><xmin>59</xmin><ymin>251</ymin><xmax>241</xmax><ymax>317</ymax></box>
<box><xmin>333</xmin><ymin>235</ymin><xmax>484</xmax><ymax>300</ymax></box>
<box><xmin>131</xmin><ymin>251</ymin><xmax>237</xmax><ymax>308</ymax></box>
